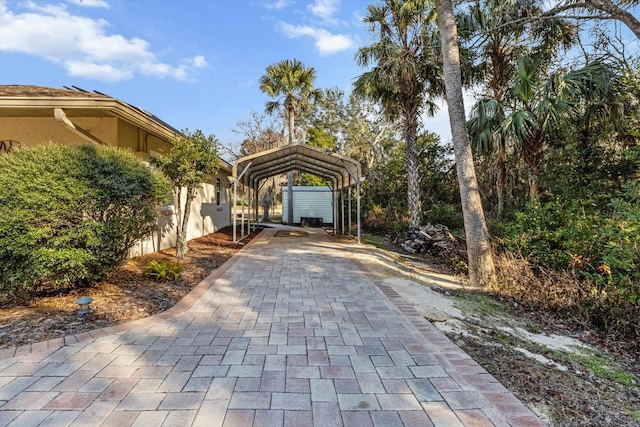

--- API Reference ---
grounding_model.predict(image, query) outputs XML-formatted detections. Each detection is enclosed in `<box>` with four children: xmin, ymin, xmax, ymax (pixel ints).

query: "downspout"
<box><xmin>54</xmin><ymin>108</ymin><xmax>108</xmax><ymax>146</ymax></box>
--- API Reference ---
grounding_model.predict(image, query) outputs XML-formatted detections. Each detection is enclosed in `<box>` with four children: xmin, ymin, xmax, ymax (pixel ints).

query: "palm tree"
<box><xmin>435</xmin><ymin>0</ymin><xmax>496</xmax><ymax>286</ymax></box>
<box><xmin>354</xmin><ymin>0</ymin><xmax>443</xmax><ymax>229</ymax></box>
<box><xmin>259</xmin><ymin>59</ymin><xmax>321</xmax><ymax>224</ymax></box>
<box><xmin>476</xmin><ymin>56</ymin><xmax>622</xmax><ymax>203</ymax></box>
<box><xmin>464</xmin><ymin>0</ymin><xmax>576</xmax><ymax>218</ymax></box>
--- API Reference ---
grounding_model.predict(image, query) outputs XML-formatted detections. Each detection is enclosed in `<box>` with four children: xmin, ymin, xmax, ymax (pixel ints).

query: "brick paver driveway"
<box><xmin>0</xmin><ymin>227</ymin><xmax>544</xmax><ymax>426</ymax></box>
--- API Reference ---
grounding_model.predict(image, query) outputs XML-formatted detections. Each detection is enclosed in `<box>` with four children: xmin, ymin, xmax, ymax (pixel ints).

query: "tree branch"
<box><xmin>543</xmin><ymin>0</ymin><xmax>640</xmax><ymax>39</ymax></box>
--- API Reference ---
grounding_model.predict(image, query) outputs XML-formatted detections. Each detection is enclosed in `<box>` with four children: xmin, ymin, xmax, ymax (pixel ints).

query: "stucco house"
<box><xmin>0</xmin><ymin>84</ymin><xmax>232</xmax><ymax>256</ymax></box>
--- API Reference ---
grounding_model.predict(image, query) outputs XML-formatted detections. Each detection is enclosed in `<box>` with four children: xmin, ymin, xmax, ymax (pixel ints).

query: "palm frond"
<box><xmin>503</xmin><ymin>109</ymin><xmax>537</xmax><ymax>144</ymax></box>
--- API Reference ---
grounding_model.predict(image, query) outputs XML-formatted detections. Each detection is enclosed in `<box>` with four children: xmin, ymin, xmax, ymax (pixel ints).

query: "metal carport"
<box><xmin>232</xmin><ymin>143</ymin><xmax>363</xmax><ymax>243</ymax></box>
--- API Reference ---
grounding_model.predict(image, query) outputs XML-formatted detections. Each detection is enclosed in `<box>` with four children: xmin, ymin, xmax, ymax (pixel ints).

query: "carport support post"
<box><xmin>356</xmin><ymin>178</ymin><xmax>361</xmax><ymax>244</ymax></box>
<box><xmin>255</xmin><ymin>184</ymin><xmax>259</xmax><ymax>226</ymax></box>
<box><xmin>333</xmin><ymin>179</ymin><xmax>339</xmax><ymax>234</ymax></box>
<box><xmin>348</xmin><ymin>188</ymin><xmax>352</xmax><ymax>236</ymax></box>
<box><xmin>233</xmin><ymin>162</ymin><xmax>252</xmax><ymax>243</ymax></box>
<box><xmin>341</xmin><ymin>188</ymin><xmax>345</xmax><ymax>235</ymax></box>
<box><xmin>287</xmin><ymin>172</ymin><xmax>293</xmax><ymax>225</ymax></box>
<box><xmin>233</xmin><ymin>179</ymin><xmax>237</xmax><ymax>243</ymax></box>
<box><xmin>241</xmin><ymin>186</ymin><xmax>245</xmax><ymax>240</ymax></box>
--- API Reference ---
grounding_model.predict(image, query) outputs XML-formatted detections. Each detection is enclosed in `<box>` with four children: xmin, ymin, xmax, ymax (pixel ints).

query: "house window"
<box><xmin>216</xmin><ymin>178</ymin><xmax>221</xmax><ymax>205</ymax></box>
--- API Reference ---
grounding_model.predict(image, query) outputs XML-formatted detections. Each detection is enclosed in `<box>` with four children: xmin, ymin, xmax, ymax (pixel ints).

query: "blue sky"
<box><xmin>1</xmin><ymin>0</ymin><xmax>637</xmax><ymax>153</ymax></box>
<box><xmin>0</xmin><ymin>0</ymin><xmax>458</xmax><ymax>150</ymax></box>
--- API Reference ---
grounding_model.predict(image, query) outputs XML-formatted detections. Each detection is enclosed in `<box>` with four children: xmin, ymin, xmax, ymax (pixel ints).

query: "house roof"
<box><xmin>0</xmin><ymin>84</ymin><xmax>181</xmax><ymax>139</ymax></box>
<box><xmin>233</xmin><ymin>143</ymin><xmax>362</xmax><ymax>191</ymax></box>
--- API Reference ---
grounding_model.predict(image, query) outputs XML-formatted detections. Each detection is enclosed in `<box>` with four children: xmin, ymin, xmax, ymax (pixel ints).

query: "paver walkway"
<box><xmin>0</xmin><ymin>227</ymin><xmax>545</xmax><ymax>426</ymax></box>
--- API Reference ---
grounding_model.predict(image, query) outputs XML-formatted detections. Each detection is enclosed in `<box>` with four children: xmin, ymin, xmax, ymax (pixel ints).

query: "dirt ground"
<box><xmin>1</xmin><ymin>229</ymin><xmax>638</xmax><ymax>426</ymax></box>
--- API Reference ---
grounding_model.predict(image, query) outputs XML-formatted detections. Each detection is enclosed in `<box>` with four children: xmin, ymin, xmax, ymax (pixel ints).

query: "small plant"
<box><xmin>144</xmin><ymin>260</ymin><xmax>184</xmax><ymax>282</ymax></box>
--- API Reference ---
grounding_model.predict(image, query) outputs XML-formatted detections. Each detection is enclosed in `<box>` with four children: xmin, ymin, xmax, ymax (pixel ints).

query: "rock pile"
<box><xmin>396</xmin><ymin>223</ymin><xmax>457</xmax><ymax>255</ymax></box>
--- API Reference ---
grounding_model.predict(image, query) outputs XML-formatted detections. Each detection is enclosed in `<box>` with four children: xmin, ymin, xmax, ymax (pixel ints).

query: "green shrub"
<box><xmin>424</xmin><ymin>203</ymin><xmax>464</xmax><ymax>231</ymax></box>
<box><xmin>144</xmin><ymin>260</ymin><xmax>184</xmax><ymax>282</ymax></box>
<box><xmin>497</xmin><ymin>184</ymin><xmax>640</xmax><ymax>345</ymax></box>
<box><xmin>501</xmin><ymin>199</ymin><xmax>599</xmax><ymax>270</ymax></box>
<box><xmin>0</xmin><ymin>144</ymin><xmax>169</xmax><ymax>297</ymax></box>
<box><xmin>363</xmin><ymin>204</ymin><xmax>407</xmax><ymax>234</ymax></box>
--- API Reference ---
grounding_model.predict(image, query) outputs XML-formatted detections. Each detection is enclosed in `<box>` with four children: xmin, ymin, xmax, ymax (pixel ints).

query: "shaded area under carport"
<box><xmin>232</xmin><ymin>143</ymin><xmax>363</xmax><ymax>243</ymax></box>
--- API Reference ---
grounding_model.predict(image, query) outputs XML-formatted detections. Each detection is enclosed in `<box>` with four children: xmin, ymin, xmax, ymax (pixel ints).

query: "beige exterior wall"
<box><xmin>0</xmin><ymin>116</ymin><xmax>173</xmax><ymax>155</ymax></box>
<box><xmin>116</xmin><ymin>119</ymin><xmax>139</xmax><ymax>151</ymax></box>
<box><xmin>147</xmin><ymin>134</ymin><xmax>172</xmax><ymax>156</ymax></box>
<box><xmin>0</xmin><ymin>116</ymin><xmax>118</xmax><ymax>146</ymax></box>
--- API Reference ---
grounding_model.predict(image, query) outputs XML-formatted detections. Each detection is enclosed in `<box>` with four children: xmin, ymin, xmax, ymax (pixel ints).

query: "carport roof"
<box><xmin>233</xmin><ymin>143</ymin><xmax>362</xmax><ymax>190</ymax></box>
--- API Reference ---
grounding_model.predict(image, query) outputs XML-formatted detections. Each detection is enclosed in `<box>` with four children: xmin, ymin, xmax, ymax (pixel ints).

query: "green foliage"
<box><xmin>424</xmin><ymin>203</ymin><xmax>465</xmax><ymax>231</ymax></box>
<box><xmin>501</xmin><ymin>200</ymin><xmax>597</xmax><ymax>269</ymax></box>
<box><xmin>299</xmin><ymin>173</ymin><xmax>329</xmax><ymax>186</ymax></box>
<box><xmin>597</xmin><ymin>183</ymin><xmax>640</xmax><ymax>295</ymax></box>
<box><xmin>362</xmin><ymin>131</ymin><xmax>458</xmax><ymax>233</ymax></box>
<box><xmin>363</xmin><ymin>204</ymin><xmax>407</xmax><ymax>234</ymax></box>
<box><xmin>0</xmin><ymin>144</ymin><xmax>169</xmax><ymax>297</ymax></box>
<box><xmin>259</xmin><ymin>58</ymin><xmax>321</xmax><ymax>143</ymax></box>
<box><xmin>157</xmin><ymin>129</ymin><xmax>219</xmax><ymax>259</ymax></box>
<box><xmin>157</xmin><ymin>130</ymin><xmax>219</xmax><ymax>190</ymax></box>
<box><xmin>144</xmin><ymin>260</ymin><xmax>184</xmax><ymax>282</ymax></box>
<box><xmin>502</xmin><ymin>187</ymin><xmax>638</xmax><ymax>281</ymax></box>
<box><xmin>498</xmin><ymin>182</ymin><xmax>640</xmax><ymax>342</ymax></box>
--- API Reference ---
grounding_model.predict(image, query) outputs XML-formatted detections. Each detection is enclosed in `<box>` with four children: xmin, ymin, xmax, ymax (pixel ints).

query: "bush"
<box><xmin>501</xmin><ymin>199</ymin><xmax>601</xmax><ymax>270</ymax></box>
<box><xmin>496</xmin><ymin>183</ymin><xmax>640</xmax><ymax>346</ymax></box>
<box><xmin>144</xmin><ymin>260</ymin><xmax>184</xmax><ymax>282</ymax></box>
<box><xmin>363</xmin><ymin>204</ymin><xmax>407</xmax><ymax>234</ymax></box>
<box><xmin>493</xmin><ymin>251</ymin><xmax>639</xmax><ymax>348</ymax></box>
<box><xmin>423</xmin><ymin>203</ymin><xmax>464</xmax><ymax>231</ymax></box>
<box><xmin>0</xmin><ymin>144</ymin><xmax>169</xmax><ymax>297</ymax></box>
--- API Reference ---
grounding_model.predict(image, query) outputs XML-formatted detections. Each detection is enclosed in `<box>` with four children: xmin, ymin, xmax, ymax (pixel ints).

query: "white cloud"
<box><xmin>279</xmin><ymin>22</ymin><xmax>354</xmax><ymax>55</ymax></box>
<box><xmin>263</xmin><ymin>0</ymin><xmax>291</xmax><ymax>10</ymax></box>
<box><xmin>308</xmin><ymin>0</ymin><xmax>340</xmax><ymax>20</ymax></box>
<box><xmin>192</xmin><ymin>55</ymin><xmax>207</xmax><ymax>68</ymax></box>
<box><xmin>0</xmin><ymin>2</ymin><xmax>206</xmax><ymax>82</ymax></box>
<box><xmin>68</xmin><ymin>0</ymin><xmax>109</xmax><ymax>8</ymax></box>
<box><xmin>66</xmin><ymin>61</ymin><xmax>131</xmax><ymax>82</ymax></box>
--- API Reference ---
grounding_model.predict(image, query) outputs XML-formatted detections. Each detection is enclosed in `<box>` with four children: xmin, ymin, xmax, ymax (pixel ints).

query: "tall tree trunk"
<box><xmin>405</xmin><ymin>116</ymin><xmax>422</xmax><ymax>229</ymax></box>
<box><xmin>528</xmin><ymin>164</ymin><xmax>540</xmax><ymax>204</ymax></box>
<box><xmin>524</xmin><ymin>135</ymin><xmax>543</xmax><ymax>204</ymax></box>
<box><xmin>436</xmin><ymin>0</ymin><xmax>496</xmax><ymax>287</ymax></box>
<box><xmin>173</xmin><ymin>187</ymin><xmax>189</xmax><ymax>260</ymax></box>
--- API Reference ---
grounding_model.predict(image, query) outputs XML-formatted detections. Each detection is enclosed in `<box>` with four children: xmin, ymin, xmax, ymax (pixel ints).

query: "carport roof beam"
<box><xmin>233</xmin><ymin>143</ymin><xmax>361</xmax><ymax>191</ymax></box>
